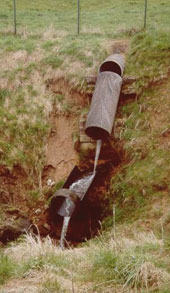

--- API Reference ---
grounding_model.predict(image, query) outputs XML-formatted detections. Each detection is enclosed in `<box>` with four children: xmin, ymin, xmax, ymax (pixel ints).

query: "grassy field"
<box><xmin>1</xmin><ymin>0</ymin><xmax>170</xmax><ymax>33</ymax></box>
<box><xmin>0</xmin><ymin>0</ymin><xmax>170</xmax><ymax>292</ymax></box>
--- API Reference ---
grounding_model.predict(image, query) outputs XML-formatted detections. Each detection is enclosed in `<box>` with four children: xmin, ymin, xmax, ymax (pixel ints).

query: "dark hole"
<box><xmin>99</xmin><ymin>61</ymin><xmax>122</xmax><ymax>76</ymax></box>
<box><xmin>85</xmin><ymin>126</ymin><xmax>109</xmax><ymax>140</ymax></box>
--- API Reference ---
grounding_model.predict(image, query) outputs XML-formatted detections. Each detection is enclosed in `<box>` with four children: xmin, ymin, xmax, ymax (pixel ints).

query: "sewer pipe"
<box><xmin>85</xmin><ymin>54</ymin><xmax>125</xmax><ymax>140</ymax></box>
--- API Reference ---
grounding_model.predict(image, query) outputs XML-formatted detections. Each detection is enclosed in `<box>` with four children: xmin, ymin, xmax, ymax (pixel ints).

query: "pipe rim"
<box><xmin>85</xmin><ymin>126</ymin><xmax>109</xmax><ymax>140</ymax></box>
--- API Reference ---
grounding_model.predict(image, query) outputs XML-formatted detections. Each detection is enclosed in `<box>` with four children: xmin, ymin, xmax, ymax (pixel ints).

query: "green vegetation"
<box><xmin>108</xmin><ymin>149</ymin><xmax>170</xmax><ymax>223</ymax></box>
<box><xmin>0</xmin><ymin>254</ymin><xmax>16</xmax><ymax>285</ymax></box>
<box><xmin>42</xmin><ymin>55</ymin><xmax>63</xmax><ymax>69</ymax></box>
<box><xmin>0</xmin><ymin>0</ymin><xmax>170</xmax><ymax>292</ymax></box>
<box><xmin>0</xmin><ymin>33</ymin><xmax>36</xmax><ymax>53</ymax></box>
<box><xmin>126</xmin><ymin>30</ymin><xmax>170</xmax><ymax>94</ymax></box>
<box><xmin>1</xmin><ymin>0</ymin><xmax>170</xmax><ymax>33</ymax></box>
<box><xmin>1</xmin><ymin>232</ymin><xmax>170</xmax><ymax>292</ymax></box>
<box><xmin>40</xmin><ymin>278</ymin><xmax>65</xmax><ymax>293</ymax></box>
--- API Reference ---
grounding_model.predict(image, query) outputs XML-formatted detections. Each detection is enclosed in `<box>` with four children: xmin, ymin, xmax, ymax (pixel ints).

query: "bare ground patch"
<box><xmin>45</xmin><ymin>115</ymin><xmax>78</xmax><ymax>182</ymax></box>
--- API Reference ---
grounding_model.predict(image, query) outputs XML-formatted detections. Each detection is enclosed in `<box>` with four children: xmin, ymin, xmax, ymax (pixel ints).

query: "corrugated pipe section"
<box><xmin>85</xmin><ymin>54</ymin><xmax>125</xmax><ymax>140</ymax></box>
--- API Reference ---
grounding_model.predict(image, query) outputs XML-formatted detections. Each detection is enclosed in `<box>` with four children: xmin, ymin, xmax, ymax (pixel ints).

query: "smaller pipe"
<box><xmin>50</xmin><ymin>189</ymin><xmax>79</xmax><ymax>217</ymax></box>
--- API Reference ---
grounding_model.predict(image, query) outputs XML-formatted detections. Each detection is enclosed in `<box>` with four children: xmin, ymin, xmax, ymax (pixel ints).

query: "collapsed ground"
<box><xmin>0</xmin><ymin>37</ymin><xmax>130</xmax><ymax>243</ymax></box>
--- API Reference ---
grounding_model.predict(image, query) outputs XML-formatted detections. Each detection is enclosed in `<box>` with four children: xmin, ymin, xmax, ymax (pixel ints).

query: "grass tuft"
<box><xmin>0</xmin><ymin>253</ymin><xmax>16</xmax><ymax>285</ymax></box>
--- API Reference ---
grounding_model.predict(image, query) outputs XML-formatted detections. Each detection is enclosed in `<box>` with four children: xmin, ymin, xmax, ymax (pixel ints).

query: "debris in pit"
<box><xmin>0</xmin><ymin>216</ymin><xmax>32</xmax><ymax>245</ymax></box>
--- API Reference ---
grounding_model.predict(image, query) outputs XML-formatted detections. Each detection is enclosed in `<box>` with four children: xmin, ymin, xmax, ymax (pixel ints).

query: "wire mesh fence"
<box><xmin>1</xmin><ymin>0</ymin><xmax>170</xmax><ymax>35</ymax></box>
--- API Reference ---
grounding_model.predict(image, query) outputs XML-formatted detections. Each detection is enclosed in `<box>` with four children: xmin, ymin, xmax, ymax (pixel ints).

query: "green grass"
<box><xmin>0</xmin><ymin>253</ymin><xmax>16</xmax><ymax>285</ymax></box>
<box><xmin>1</xmin><ymin>232</ymin><xmax>169</xmax><ymax>292</ymax></box>
<box><xmin>0</xmin><ymin>33</ymin><xmax>36</xmax><ymax>52</ymax></box>
<box><xmin>17</xmin><ymin>253</ymin><xmax>69</xmax><ymax>276</ymax></box>
<box><xmin>107</xmin><ymin>88</ymin><xmax>170</xmax><ymax>222</ymax></box>
<box><xmin>108</xmin><ymin>149</ymin><xmax>170</xmax><ymax>222</ymax></box>
<box><xmin>1</xmin><ymin>0</ymin><xmax>170</xmax><ymax>34</ymax></box>
<box><xmin>0</xmin><ymin>235</ymin><xmax>74</xmax><ymax>290</ymax></box>
<box><xmin>126</xmin><ymin>30</ymin><xmax>170</xmax><ymax>94</ymax></box>
<box><xmin>40</xmin><ymin>278</ymin><xmax>66</xmax><ymax>293</ymax></box>
<box><xmin>81</xmin><ymin>230</ymin><xmax>170</xmax><ymax>292</ymax></box>
<box><xmin>42</xmin><ymin>55</ymin><xmax>63</xmax><ymax>69</ymax></box>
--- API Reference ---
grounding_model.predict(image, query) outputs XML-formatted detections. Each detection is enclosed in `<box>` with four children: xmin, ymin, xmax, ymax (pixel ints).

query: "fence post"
<box><xmin>13</xmin><ymin>0</ymin><xmax>17</xmax><ymax>34</ymax></box>
<box><xmin>144</xmin><ymin>0</ymin><xmax>148</xmax><ymax>29</ymax></box>
<box><xmin>77</xmin><ymin>0</ymin><xmax>80</xmax><ymax>34</ymax></box>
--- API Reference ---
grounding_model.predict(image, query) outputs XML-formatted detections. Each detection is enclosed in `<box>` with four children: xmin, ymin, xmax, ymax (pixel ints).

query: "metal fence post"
<box><xmin>144</xmin><ymin>0</ymin><xmax>148</xmax><ymax>29</ymax></box>
<box><xmin>13</xmin><ymin>0</ymin><xmax>17</xmax><ymax>34</ymax></box>
<box><xmin>77</xmin><ymin>0</ymin><xmax>80</xmax><ymax>34</ymax></box>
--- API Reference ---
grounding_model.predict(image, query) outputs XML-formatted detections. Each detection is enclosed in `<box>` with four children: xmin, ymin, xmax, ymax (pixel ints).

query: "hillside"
<box><xmin>0</xmin><ymin>0</ymin><xmax>170</xmax><ymax>292</ymax></box>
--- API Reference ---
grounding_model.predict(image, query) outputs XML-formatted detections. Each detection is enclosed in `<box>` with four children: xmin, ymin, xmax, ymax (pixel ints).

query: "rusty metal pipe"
<box><xmin>50</xmin><ymin>189</ymin><xmax>80</xmax><ymax>217</ymax></box>
<box><xmin>85</xmin><ymin>54</ymin><xmax>125</xmax><ymax>140</ymax></box>
<box><xmin>49</xmin><ymin>167</ymin><xmax>96</xmax><ymax>219</ymax></box>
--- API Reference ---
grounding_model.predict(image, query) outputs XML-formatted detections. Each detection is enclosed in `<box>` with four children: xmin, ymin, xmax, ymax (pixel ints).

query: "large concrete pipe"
<box><xmin>85</xmin><ymin>54</ymin><xmax>125</xmax><ymax>140</ymax></box>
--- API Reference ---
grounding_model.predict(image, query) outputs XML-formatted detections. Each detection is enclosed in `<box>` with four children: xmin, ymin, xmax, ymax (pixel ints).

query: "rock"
<box><xmin>43</xmin><ymin>223</ymin><xmax>50</xmax><ymax>230</ymax></box>
<box><xmin>122</xmin><ymin>76</ymin><xmax>137</xmax><ymax>85</ymax></box>
<box><xmin>85</xmin><ymin>74</ymin><xmax>137</xmax><ymax>97</ymax></box>
<box><xmin>0</xmin><ymin>217</ymin><xmax>32</xmax><ymax>244</ymax></box>
<box><xmin>47</xmin><ymin>178</ymin><xmax>55</xmax><ymax>187</ymax></box>
<box><xmin>85</xmin><ymin>75</ymin><xmax>97</xmax><ymax>85</ymax></box>
<box><xmin>161</xmin><ymin>128</ymin><xmax>170</xmax><ymax>137</ymax></box>
<box><xmin>34</xmin><ymin>208</ymin><xmax>42</xmax><ymax>215</ymax></box>
<box><xmin>6</xmin><ymin>207</ymin><xmax>21</xmax><ymax>215</ymax></box>
<box><xmin>115</xmin><ymin>118</ymin><xmax>125</xmax><ymax>127</ymax></box>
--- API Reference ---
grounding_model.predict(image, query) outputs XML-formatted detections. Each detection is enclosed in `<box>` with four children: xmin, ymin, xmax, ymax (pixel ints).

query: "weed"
<box><xmin>53</xmin><ymin>180</ymin><xmax>65</xmax><ymax>192</ymax></box>
<box><xmin>0</xmin><ymin>89</ymin><xmax>10</xmax><ymax>105</ymax></box>
<box><xmin>61</xmin><ymin>102</ymin><xmax>75</xmax><ymax>114</ymax></box>
<box><xmin>46</xmin><ymin>179</ymin><xmax>65</xmax><ymax>205</ymax></box>
<box><xmin>42</xmin><ymin>55</ymin><xmax>63</xmax><ymax>69</ymax></box>
<box><xmin>90</xmin><ymin>248</ymin><xmax>118</xmax><ymax>281</ymax></box>
<box><xmin>24</xmin><ymin>62</ymin><xmax>38</xmax><ymax>75</ymax></box>
<box><xmin>5</xmin><ymin>234</ymin><xmax>70</xmax><ymax>277</ymax></box>
<box><xmin>27</xmin><ymin>85</ymin><xmax>37</xmax><ymax>97</ymax></box>
<box><xmin>55</xmin><ymin>94</ymin><xmax>64</xmax><ymax>103</ymax></box>
<box><xmin>29</xmin><ymin>189</ymin><xmax>41</xmax><ymax>202</ymax></box>
<box><xmin>41</xmin><ymin>40</ymin><xmax>58</xmax><ymax>50</ymax></box>
<box><xmin>0</xmin><ymin>253</ymin><xmax>15</xmax><ymax>285</ymax></box>
<box><xmin>40</xmin><ymin>278</ymin><xmax>65</xmax><ymax>293</ymax></box>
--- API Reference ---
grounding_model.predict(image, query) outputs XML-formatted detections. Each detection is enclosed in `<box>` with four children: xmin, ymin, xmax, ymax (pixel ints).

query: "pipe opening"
<box><xmin>85</xmin><ymin>126</ymin><xmax>109</xmax><ymax>140</ymax></box>
<box><xmin>99</xmin><ymin>61</ymin><xmax>122</xmax><ymax>77</ymax></box>
<box><xmin>48</xmin><ymin>163</ymin><xmax>112</xmax><ymax>244</ymax></box>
